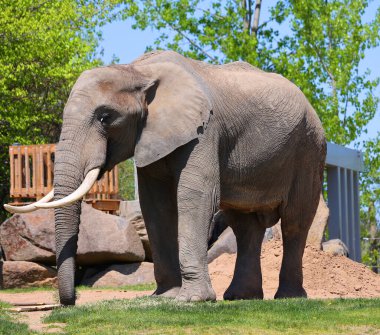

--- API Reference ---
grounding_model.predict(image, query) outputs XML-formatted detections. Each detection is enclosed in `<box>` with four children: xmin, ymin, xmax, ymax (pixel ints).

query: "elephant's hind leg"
<box><xmin>275</xmin><ymin>172</ymin><xmax>321</xmax><ymax>299</ymax></box>
<box><xmin>224</xmin><ymin>210</ymin><xmax>266</xmax><ymax>300</ymax></box>
<box><xmin>137</xmin><ymin>165</ymin><xmax>182</xmax><ymax>298</ymax></box>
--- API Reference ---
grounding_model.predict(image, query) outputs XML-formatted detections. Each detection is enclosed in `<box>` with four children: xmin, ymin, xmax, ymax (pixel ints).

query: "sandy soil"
<box><xmin>1</xmin><ymin>240</ymin><xmax>379</xmax><ymax>332</ymax></box>
<box><xmin>209</xmin><ymin>240</ymin><xmax>380</xmax><ymax>299</ymax></box>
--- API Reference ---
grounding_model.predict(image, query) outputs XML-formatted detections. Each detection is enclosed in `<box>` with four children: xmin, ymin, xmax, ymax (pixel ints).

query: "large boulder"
<box><xmin>0</xmin><ymin>210</ymin><xmax>56</xmax><ymax>264</ymax></box>
<box><xmin>119</xmin><ymin>200</ymin><xmax>152</xmax><ymax>261</ymax></box>
<box><xmin>81</xmin><ymin>262</ymin><xmax>155</xmax><ymax>287</ymax></box>
<box><xmin>0</xmin><ymin>261</ymin><xmax>57</xmax><ymax>289</ymax></box>
<box><xmin>208</xmin><ymin>227</ymin><xmax>236</xmax><ymax>263</ymax></box>
<box><xmin>306</xmin><ymin>194</ymin><xmax>329</xmax><ymax>248</ymax></box>
<box><xmin>77</xmin><ymin>204</ymin><xmax>145</xmax><ymax>265</ymax></box>
<box><xmin>0</xmin><ymin>203</ymin><xmax>145</xmax><ymax>265</ymax></box>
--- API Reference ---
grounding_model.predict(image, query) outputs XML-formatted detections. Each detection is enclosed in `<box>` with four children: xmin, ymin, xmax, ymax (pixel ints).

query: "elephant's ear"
<box><xmin>134</xmin><ymin>62</ymin><xmax>212</xmax><ymax>167</ymax></box>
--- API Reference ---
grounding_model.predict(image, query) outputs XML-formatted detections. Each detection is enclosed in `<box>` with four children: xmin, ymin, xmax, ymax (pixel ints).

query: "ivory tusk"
<box><xmin>35</xmin><ymin>168</ymin><xmax>100</xmax><ymax>209</ymax></box>
<box><xmin>4</xmin><ymin>190</ymin><xmax>54</xmax><ymax>214</ymax></box>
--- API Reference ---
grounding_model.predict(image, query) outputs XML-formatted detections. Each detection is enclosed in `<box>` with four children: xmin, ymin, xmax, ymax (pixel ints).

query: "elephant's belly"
<box><xmin>219</xmin><ymin>170</ymin><xmax>289</xmax><ymax>213</ymax></box>
<box><xmin>219</xmin><ymin>193</ymin><xmax>282</xmax><ymax>213</ymax></box>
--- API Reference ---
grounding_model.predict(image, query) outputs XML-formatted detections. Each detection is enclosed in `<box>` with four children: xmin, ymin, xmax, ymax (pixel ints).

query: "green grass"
<box><xmin>43</xmin><ymin>298</ymin><xmax>380</xmax><ymax>335</ymax></box>
<box><xmin>0</xmin><ymin>301</ymin><xmax>38</xmax><ymax>335</ymax></box>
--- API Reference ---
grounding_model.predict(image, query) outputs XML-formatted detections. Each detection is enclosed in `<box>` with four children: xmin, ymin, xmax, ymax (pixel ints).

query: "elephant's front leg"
<box><xmin>176</xmin><ymin>178</ymin><xmax>217</xmax><ymax>302</ymax></box>
<box><xmin>137</xmin><ymin>166</ymin><xmax>182</xmax><ymax>298</ymax></box>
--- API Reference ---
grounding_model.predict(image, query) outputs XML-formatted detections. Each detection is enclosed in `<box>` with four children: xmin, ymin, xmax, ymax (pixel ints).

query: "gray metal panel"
<box><xmin>327</xmin><ymin>166</ymin><xmax>342</xmax><ymax>240</ymax></box>
<box><xmin>326</xmin><ymin>142</ymin><xmax>364</xmax><ymax>171</ymax></box>
<box><xmin>326</xmin><ymin>166</ymin><xmax>362</xmax><ymax>262</ymax></box>
<box><xmin>347</xmin><ymin>170</ymin><xmax>355</xmax><ymax>260</ymax></box>
<box><xmin>340</xmin><ymin>168</ymin><xmax>349</xmax><ymax>249</ymax></box>
<box><xmin>353</xmin><ymin>171</ymin><xmax>361</xmax><ymax>261</ymax></box>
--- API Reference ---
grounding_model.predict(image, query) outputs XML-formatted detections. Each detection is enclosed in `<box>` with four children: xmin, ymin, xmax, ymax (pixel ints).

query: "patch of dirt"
<box><xmin>209</xmin><ymin>239</ymin><xmax>380</xmax><ymax>299</ymax></box>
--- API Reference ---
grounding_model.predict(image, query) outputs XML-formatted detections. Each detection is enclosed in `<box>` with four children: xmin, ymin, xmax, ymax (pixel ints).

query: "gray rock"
<box><xmin>77</xmin><ymin>204</ymin><xmax>145</xmax><ymax>265</ymax></box>
<box><xmin>119</xmin><ymin>200</ymin><xmax>152</xmax><ymax>261</ymax></box>
<box><xmin>322</xmin><ymin>239</ymin><xmax>349</xmax><ymax>257</ymax></box>
<box><xmin>207</xmin><ymin>227</ymin><xmax>237</xmax><ymax>263</ymax></box>
<box><xmin>0</xmin><ymin>261</ymin><xmax>57</xmax><ymax>289</ymax></box>
<box><xmin>81</xmin><ymin>262</ymin><xmax>155</xmax><ymax>287</ymax></box>
<box><xmin>264</xmin><ymin>195</ymin><xmax>329</xmax><ymax>249</ymax></box>
<box><xmin>0</xmin><ymin>210</ymin><xmax>56</xmax><ymax>264</ymax></box>
<box><xmin>306</xmin><ymin>194</ymin><xmax>329</xmax><ymax>249</ymax></box>
<box><xmin>119</xmin><ymin>200</ymin><xmax>142</xmax><ymax>221</ymax></box>
<box><xmin>0</xmin><ymin>203</ymin><xmax>145</xmax><ymax>266</ymax></box>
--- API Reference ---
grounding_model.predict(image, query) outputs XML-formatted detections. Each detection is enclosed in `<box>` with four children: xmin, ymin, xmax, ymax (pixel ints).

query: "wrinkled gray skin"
<box><xmin>54</xmin><ymin>50</ymin><xmax>326</xmax><ymax>305</ymax></box>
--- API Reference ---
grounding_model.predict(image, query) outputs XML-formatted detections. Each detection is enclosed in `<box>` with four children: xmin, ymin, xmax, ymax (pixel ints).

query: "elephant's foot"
<box><xmin>152</xmin><ymin>285</ymin><xmax>181</xmax><ymax>299</ymax></box>
<box><xmin>224</xmin><ymin>281</ymin><xmax>263</xmax><ymax>300</ymax></box>
<box><xmin>274</xmin><ymin>284</ymin><xmax>307</xmax><ymax>299</ymax></box>
<box><xmin>176</xmin><ymin>280</ymin><xmax>216</xmax><ymax>302</ymax></box>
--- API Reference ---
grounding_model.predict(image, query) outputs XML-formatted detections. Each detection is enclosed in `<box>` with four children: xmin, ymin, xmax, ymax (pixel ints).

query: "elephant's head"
<box><xmin>5</xmin><ymin>55</ymin><xmax>211</xmax><ymax>305</ymax></box>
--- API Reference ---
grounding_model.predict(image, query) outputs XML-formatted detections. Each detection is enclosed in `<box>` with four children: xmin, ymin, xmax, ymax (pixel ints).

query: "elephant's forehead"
<box><xmin>74</xmin><ymin>68</ymin><xmax>120</xmax><ymax>89</ymax></box>
<box><xmin>73</xmin><ymin>66</ymin><xmax>143</xmax><ymax>93</ymax></box>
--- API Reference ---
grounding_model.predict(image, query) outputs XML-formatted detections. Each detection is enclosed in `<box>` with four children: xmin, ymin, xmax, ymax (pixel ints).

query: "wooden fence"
<box><xmin>9</xmin><ymin>144</ymin><xmax>120</xmax><ymax>211</ymax></box>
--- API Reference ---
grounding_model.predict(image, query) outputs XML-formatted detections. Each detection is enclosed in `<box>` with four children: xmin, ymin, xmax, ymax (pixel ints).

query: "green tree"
<box><xmin>118</xmin><ymin>159</ymin><xmax>136</xmax><ymax>200</ymax></box>
<box><xmin>0</xmin><ymin>0</ymin><xmax>118</xmax><ymax>219</ymax></box>
<box><xmin>360</xmin><ymin>134</ymin><xmax>380</xmax><ymax>272</ymax></box>
<box><xmin>117</xmin><ymin>0</ymin><xmax>380</xmax><ymax>145</ymax></box>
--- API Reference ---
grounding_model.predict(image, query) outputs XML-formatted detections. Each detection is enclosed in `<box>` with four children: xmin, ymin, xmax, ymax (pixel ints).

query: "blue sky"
<box><xmin>98</xmin><ymin>1</ymin><xmax>380</xmax><ymax>145</ymax></box>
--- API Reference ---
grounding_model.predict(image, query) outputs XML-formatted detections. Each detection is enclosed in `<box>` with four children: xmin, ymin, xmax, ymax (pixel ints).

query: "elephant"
<box><xmin>5</xmin><ymin>50</ymin><xmax>326</xmax><ymax>305</ymax></box>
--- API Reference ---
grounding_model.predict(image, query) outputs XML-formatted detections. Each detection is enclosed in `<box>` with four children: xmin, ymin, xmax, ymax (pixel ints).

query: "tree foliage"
<box><xmin>118</xmin><ymin>0</ymin><xmax>380</xmax><ymax>145</ymax></box>
<box><xmin>360</xmin><ymin>134</ymin><xmax>380</xmax><ymax>271</ymax></box>
<box><xmin>0</xmin><ymin>0</ymin><xmax>118</xmax><ymax>218</ymax></box>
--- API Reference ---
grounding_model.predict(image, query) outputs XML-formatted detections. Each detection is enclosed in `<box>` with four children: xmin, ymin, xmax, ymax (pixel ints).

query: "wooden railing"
<box><xmin>9</xmin><ymin>144</ymin><xmax>119</xmax><ymax>205</ymax></box>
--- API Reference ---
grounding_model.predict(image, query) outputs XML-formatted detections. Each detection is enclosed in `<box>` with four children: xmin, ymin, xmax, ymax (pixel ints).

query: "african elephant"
<box><xmin>5</xmin><ymin>50</ymin><xmax>326</xmax><ymax>305</ymax></box>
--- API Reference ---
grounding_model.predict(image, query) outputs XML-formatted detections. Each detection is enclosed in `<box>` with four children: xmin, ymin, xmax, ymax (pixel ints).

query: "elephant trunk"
<box><xmin>53</xmin><ymin>140</ymin><xmax>83</xmax><ymax>306</ymax></box>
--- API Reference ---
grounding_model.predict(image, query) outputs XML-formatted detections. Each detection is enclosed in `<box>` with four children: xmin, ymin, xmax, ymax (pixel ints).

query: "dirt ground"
<box><xmin>210</xmin><ymin>240</ymin><xmax>380</xmax><ymax>299</ymax></box>
<box><xmin>1</xmin><ymin>240</ymin><xmax>379</xmax><ymax>333</ymax></box>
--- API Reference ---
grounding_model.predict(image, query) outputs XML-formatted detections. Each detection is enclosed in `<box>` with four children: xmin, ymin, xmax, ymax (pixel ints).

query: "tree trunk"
<box><xmin>242</xmin><ymin>0</ymin><xmax>252</xmax><ymax>32</ymax></box>
<box><xmin>251</xmin><ymin>0</ymin><xmax>262</xmax><ymax>37</ymax></box>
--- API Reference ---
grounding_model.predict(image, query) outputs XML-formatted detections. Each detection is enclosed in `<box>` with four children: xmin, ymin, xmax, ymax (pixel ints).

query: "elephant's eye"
<box><xmin>96</xmin><ymin>108</ymin><xmax>114</xmax><ymax>126</ymax></box>
<box><xmin>99</xmin><ymin>112</ymin><xmax>111</xmax><ymax>124</ymax></box>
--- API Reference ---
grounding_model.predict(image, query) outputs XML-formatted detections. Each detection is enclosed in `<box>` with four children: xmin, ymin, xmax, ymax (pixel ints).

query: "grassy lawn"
<box><xmin>0</xmin><ymin>301</ymin><xmax>37</xmax><ymax>335</ymax></box>
<box><xmin>42</xmin><ymin>298</ymin><xmax>380</xmax><ymax>335</ymax></box>
<box><xmin>1</xmin><ymin>291</ymin><xmax>379</xmax><ymax>335</ymax></box>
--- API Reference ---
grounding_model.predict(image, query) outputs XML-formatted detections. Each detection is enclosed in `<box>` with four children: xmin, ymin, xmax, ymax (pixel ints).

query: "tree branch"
<box><xmin>169</xmin><ymin>23</ymin><xmax>217</xmax><ymax>62</ymax></box>
<box><xmin>310</xmin><ymin>42</ymin><xmax>337</xmax><ymax>102</ymax></box>
<box><xmin>151</xmin><ymin>2</ymin><xmax>217</xmax><ymax>62</ymax></box>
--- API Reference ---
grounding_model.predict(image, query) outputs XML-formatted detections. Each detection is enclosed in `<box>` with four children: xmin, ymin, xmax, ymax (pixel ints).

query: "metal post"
<box><xmin>327</xmin><ymin>166</ymin><xmax>342</xmax><ymax>240</ymax></box>
<box><xmin>347</xmin><ymin>170</ymin><xmax>355</xmax><ymax>260</ymax></box>
<box><xmin>353</xmin><ymin>171</ymin><xmax>361</xmax><ymax>261</ymax></box>
<box><xmin>340</xmin><ymin>168</ymin><xmax>349</xmax><ymax>249</ymax></box>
